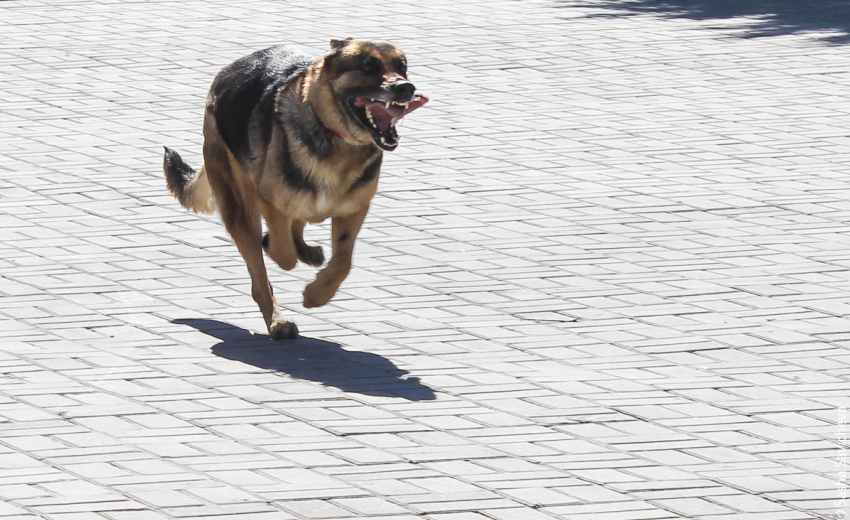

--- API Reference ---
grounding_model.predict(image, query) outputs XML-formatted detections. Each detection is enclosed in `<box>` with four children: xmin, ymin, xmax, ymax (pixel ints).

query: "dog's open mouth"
<box><xmin>351</xmin><ymin>94</ymin><xmax>428</xmax><ymax>151</ymax></box>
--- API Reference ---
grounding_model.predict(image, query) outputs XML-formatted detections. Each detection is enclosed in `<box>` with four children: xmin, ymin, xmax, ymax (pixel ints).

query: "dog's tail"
<box><xmin>163</xmin><ymin>147</ymin><xmax>216</xmax><ymax>214</ymax></box>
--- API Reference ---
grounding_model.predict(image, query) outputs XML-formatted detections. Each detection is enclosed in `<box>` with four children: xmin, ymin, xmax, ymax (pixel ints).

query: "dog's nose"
<box><xmin>390</xmin><ymin>81</ymin><xmax>416</xmax><ymax>100</ymax></box>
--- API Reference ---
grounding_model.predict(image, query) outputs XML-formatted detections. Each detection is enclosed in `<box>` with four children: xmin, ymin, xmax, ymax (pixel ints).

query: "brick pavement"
<box><xmin>1</xmin><ymin>0</ymin><xmax>849</xmax><ymax>518</ymax></box>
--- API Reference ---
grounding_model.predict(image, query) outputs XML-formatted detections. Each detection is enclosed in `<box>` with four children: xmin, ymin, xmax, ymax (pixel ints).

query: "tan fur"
<box><xmin>200</xmin><ymin>51</ymin><xmax>384</xmax><ymax>339</ymax></box>
<box><xmin>300</xmin><ymin>65</ymin><xmax>315</xmax><ymax>104</ymax></box>
<box><xmin>308</xmin><ymin>77</ymin><xmax>368</xmax><ymax>145</ymax></box>
<box><xmin>254</xmin><ymin>114</ymin><xmax>377</xmax><ymax>223</ymax></box>
<box><xmin>183</xmin><ymin>165</ymin><xmax>217</xmax><ymax>214</ymax></box>
<box><xmin>171</xmin><ymin>40</ymin><xmax>416</xmax><ymax>340</ymax></box>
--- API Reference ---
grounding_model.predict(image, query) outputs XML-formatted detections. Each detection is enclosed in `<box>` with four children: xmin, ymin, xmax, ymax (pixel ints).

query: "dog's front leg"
<box><xmin>260</xmin><ymin>201</ymin><xmax>298</xmax><ymax>271</ymax></box>
<box><xmin>303</xmin><ymin>205</ymin><xmax>368</xmax><ymax>308</ymax></box>
<box><xmin>291</xmin><ymin>219</ymin><xmax>325</xmax><ymax>267</ymax></box>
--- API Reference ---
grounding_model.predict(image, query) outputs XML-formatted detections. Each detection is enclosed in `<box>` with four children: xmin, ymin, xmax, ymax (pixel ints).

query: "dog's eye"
<box><xmin>336</xmin><ymin>55</ymin><xmax>382</xmax><ymax>76</ymax></box>
<box><xmin>360</xmin><ymin>57</ymin><xmax>382</xmax><ymax>76</ymax></box>
<box><xmin>392</xmin><ymin>58</ymin><xmax>407</xmax><ymax>76</ymax></box>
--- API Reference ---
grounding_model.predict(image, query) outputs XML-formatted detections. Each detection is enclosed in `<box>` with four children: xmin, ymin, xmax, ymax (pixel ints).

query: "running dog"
<box><xmin>163</xmin><ymin>39</ymin><xmax>428</xmax><ymax>339</ymax></box>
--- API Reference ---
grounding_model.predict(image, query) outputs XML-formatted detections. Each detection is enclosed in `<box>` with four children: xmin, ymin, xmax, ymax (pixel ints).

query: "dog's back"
<box><xmin>163</xmin><ymin>45</ymin><xmax>314</xmax><ymax>214</ymax></box>
<box><xmin>210</xmin><ymin>45</ymin><xmax>314</xmax><ymax>167</ymax></box>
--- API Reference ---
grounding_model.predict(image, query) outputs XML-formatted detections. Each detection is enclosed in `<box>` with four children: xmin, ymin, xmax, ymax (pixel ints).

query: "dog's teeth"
<box><xmin>403</xmin><ymin>102</ymin><xmax>409</xmax><ymax>109</ymax></box>
<box><xmin>385</xmin><ymin>101</ymin><xmax>391</xmax><ymax>109</ymax></box>
<box><xmin>380</xmin><ymin>137</ymin><xmax>387</xmax><ymax>145</ymax></box>
<box><xmin>366</xmin><ymin>109</ymin><xmax>377</xmax><ymax>129</ymax></box>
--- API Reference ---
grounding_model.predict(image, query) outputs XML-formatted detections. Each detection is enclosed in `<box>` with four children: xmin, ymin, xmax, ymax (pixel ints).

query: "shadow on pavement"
<box><xmin>566</xmin><ymin>0</ymin><xmax>850</xmax><ymax>44</ymax></box>
<box><xmin>174</xmin><ymin>318</ymin><xmax>437</xmax><ymax>401</ymax></box>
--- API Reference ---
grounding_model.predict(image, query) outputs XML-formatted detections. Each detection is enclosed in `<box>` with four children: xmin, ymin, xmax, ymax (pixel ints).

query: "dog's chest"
<box><xmin>285</xmin><ymin>184</ymin><xmax>373</xmax><ymax>222</ymax></box>
<box><xmin>263</xmin><ymin>153</ymin><xmax>378</xmax><ymax>222</ymax></box>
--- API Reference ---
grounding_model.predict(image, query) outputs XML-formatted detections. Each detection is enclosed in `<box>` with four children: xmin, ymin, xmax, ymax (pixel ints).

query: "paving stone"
<box><xmin>1</xmin><ymin>0</ymin><xmax>849</xmax><ymax>518</ymax></box>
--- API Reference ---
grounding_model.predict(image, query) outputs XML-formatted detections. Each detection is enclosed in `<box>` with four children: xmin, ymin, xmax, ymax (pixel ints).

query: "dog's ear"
<box><xmin>330</xmin><ymin>38</ymin><xmax>353</xmax><ymax>50</ymax></box>
<box><xmin>324</xmin><ymin>38</ymin><xmax>353</xmax><ymax>70</ymax></box>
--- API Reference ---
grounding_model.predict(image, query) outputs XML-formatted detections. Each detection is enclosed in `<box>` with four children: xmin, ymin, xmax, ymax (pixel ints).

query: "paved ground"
<box><xmin>1</xmin><ymin>0</ymin><xmax>850</xmax><ymax>519</ymax></box>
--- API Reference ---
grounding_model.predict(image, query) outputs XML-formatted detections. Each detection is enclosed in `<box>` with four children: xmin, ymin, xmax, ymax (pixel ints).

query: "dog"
<box><xmin>163</xmin><ymin>39</ymin><xmax>427</xmax><ymax>340</ymax></box>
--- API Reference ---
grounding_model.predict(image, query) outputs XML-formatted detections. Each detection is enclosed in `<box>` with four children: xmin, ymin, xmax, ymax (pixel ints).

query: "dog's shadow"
<box><xmin>174</xmin><ymin>319</ymin><xmax>437</xmax><ymax>401</ymax></box>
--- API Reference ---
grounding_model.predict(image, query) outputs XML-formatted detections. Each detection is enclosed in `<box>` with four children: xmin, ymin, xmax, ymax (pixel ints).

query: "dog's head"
<box><xmin>319</xmin><ymin>38</ymin><xmax>428</xmax><ymax>151</ymax></box>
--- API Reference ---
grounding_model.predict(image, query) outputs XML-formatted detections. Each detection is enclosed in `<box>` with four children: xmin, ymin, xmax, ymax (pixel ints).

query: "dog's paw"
<box><xmin>270</xmin><ymin>320</ymin><xmax>298</xmax><ymax>340</ymax></box>
<box><xmin>302</xmin><ymin>282</ymin><xmax>333</xmax><ymax>308</ymax></box>
<box><xmin>298</xmin><ymin>245</ymin><xmax>325</xmax><ymax>267</ymax></box>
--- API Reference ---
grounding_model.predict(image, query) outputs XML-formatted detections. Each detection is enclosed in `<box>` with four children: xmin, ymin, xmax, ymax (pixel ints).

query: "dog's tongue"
<box><xmin>365</xmin><ymin>94</ymin><xmax>429</xmax><ymax>132</ymax></box>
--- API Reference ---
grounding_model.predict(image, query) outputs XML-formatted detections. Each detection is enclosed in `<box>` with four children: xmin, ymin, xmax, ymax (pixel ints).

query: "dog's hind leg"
<box><xmin>302</xmin><ymin>205</ymin><xmax>368</xmax><ymax>308</ymax></box>
<box><xmin>224</xmin><ymin>202</ymin><xmax>298</xmax><ymax>340</ymax></box>
<box><xmin>203</xmin><ymin>139</ymin><xmax>298</xmax><ymax>340</ymax></box>
<box><xmin>291</xmin><ymin>219</ymin><xmax>325</xmax><ymax>267</ymax></box>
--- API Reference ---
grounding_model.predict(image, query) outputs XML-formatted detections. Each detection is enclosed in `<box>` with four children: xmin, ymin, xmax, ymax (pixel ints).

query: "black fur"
<box><xmin>349</xmin><ymin>155</ymin><xmax>382</xmax><ymax>193</ymax></box>
<box><xmin>163</xmin><ymin>147</ymin><xmax>195</xmax><ymax>204</ymax></box>
<box><xmin>333</xmin><ymin>53</ymin><xmax>383</xmax><ymax>75</ymax></box>
<box><xmin>161</xmin><ymin>40</ymin><xmax>424</xmax><ymax>336</ymax></box>
<box><xmin>391</xmin><ymin>57</ymin><xmax>407</xmax><ymax>76</ymax></box>
<box><xmin>210</xmin><ymin>45</ymin><xmax>315</xmax><ymax>166</ymax></box>
<box><xmin>276</xmin><ymin>129</ymin><xmax>317</xmax><ymax>193</ymax></box>
<box><xmin>277</xmin><ymin>90</ymin><xmax>335</xmax><ymax>160</ymax></box>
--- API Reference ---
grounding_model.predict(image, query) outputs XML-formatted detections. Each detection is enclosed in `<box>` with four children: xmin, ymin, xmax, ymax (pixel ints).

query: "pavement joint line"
<box><xmin>2</xmin><ymin>0</ymin><xmax>850</xmax><ymax>518</ymax></box>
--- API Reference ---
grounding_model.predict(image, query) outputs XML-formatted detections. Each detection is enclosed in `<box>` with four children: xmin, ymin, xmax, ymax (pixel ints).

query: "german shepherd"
<box><xmin>163</xmin><ymin>39</ymin><xmax>427</xmax><ymax>340</ymax></box>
